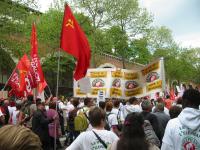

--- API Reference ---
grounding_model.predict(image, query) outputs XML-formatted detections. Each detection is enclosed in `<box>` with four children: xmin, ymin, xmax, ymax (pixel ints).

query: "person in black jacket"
<box><xmin>32</xmin><ymin>99</ymin><xmax>56</xmax><ymax>150</ymax></box>
<box><xmin>141</xmin><ymin>100</ymin><xmax>162</xmax><ymax>142</ymax></box>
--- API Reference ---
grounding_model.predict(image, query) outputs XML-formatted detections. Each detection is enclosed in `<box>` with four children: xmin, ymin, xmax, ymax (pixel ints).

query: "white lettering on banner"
<box><xmin>25</xmin><ymin>77</ymin><xmax>31</xmax><ymax>93</ymax></box>
<box><xmin>11</xmin><ymin>73</ymin><xmax>20</xmax><ymax>86</ymax></box>
<box><xmin>31</xmin><ymin>56</ymin><xmax>40</xmax><ymax>82</ymax></box>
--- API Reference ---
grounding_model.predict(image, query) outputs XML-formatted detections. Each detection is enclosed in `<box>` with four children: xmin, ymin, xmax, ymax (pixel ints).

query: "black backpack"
<box><xmin>104</xmin><ymin>113</ymin><xmax>112</xmax><ymax>130</ymax></box>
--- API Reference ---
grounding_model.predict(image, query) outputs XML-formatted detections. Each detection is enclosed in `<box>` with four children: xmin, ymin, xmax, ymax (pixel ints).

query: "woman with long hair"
<box><xmin>110</xmin><ymin>112</ymin><xmax>159</xmax><ymax>150</ymax></box>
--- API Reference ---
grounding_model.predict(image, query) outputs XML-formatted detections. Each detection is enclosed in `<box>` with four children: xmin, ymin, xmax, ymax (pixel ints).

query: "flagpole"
<box><xmin>54</xmin><ymin>49</ymin><xmax>61</xmax><ymax>150</ymax></box>
<box><xmin>1</xmin><ymin>67</ymin><xmax>16</xmax><ymax>91</ymax></box>
<box><xmin>47</xmin><ymin>84</ymin><xmax>52</xmax><ymax>96</ymax></box>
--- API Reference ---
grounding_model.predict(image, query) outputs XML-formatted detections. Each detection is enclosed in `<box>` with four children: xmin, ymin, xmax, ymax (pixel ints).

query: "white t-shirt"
<box><xmin>111</xmin><ymin>108</ymin><xmax>124</xmax><ymax>123</ymax></box>
<box><xmin>107</xmin><ymin>112</ymin><xmax>118</xmax><ymax>127</ymax></box>
<box><xmin>11</xmin><ymin>110</ymin><xmax>19</xmax><ymax>125</ymax></box>
<box><xmin>111</xmin><ymin>108</ymin><xmax>118</xmax><ymax>116</ymax></box>
<box><xmin>67</xmin><ymin>129</ymin><xmax>119</xmax><ymax>150</ymax></box>
<box><xmin>0</xmin><ymin>109</ymin><xmax>3</xmax><ymax>117</ymax></box>
<box><xmin>8</xmin><ymin>106</ymin><xmax>16</xmax><ymax>116</ymax></box>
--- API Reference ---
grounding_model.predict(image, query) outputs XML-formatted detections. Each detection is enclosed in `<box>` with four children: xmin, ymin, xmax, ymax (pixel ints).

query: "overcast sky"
<box><xmin>39</xmin><ymin>0</ymin><xmax>200</xmax><ymax>48</ymax></box>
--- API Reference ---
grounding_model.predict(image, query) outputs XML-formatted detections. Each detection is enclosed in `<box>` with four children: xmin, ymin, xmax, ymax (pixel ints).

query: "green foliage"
<box><xmin>107</xmin><ymin>0</ymin><xmax>153</xmax><ymax>37</ymax></box>
<box><xmin>42</xmin><ymin>52</ymin><xmax>75</xmax><ymax>94</ymax></box>
<box><xmin>0</xmin><ymin>47</ymin><xmax>15</xmax><ymax>73</ymax></box>
<box><xmin>106</xmin><ymin>26</ymin><xmax>128</xmax><ymax>56</ymax></box>
<box><xmin>148</xmin><ymin>26</ymin><xmax>175</xmax><ymax>52</ymax></box>
<box><xmin>129</xmin><ymin>38</ymin><xmax>152</xmax><ymax>64</ymax></box>
<box><xmin>0</xmin><ymin>0</ymin><xmax>199</xmax><ymax>88</ymax></box>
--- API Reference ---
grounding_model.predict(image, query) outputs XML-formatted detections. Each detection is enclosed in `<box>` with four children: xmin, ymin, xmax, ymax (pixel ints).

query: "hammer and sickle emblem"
<box><xmin>66</xmin><ymin>19</ymin><xmax>74</xmax><ymax>28</ymax></box>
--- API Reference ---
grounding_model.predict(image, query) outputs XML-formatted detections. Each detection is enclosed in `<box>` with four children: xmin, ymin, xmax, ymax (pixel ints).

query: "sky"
<box><xmin>39</xmin><ymin>0</ymin><xmax>200</xmax><ymax>48</ymax></box>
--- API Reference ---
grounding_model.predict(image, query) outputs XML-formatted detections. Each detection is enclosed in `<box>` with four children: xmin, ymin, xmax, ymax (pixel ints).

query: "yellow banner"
<box><xmin>110</xmin><ymin>88</ymin><xmax>122</xmax><ymax>97</ymax></box>
<box><xmin>124</xmin><ymin>72</ymin><xmax>138</xmax><ymax>80</ymax></box>
<box><xmin>75</xmin><ymin>89</ymin><xmax>86</xmax><ymax>96</ymax></box>
<box><xmin>125</xmin><ymin>88</ymin><xmax>143</xmax><ymax>97</ymax></box>
<box><xmin>91</xmin><ymin>88</ymin><xmax>107</xmax><ymax>95</ymax></box>
<box><xmin>147</xmin><ymin>80</ymin><xmax>162</xmax><ymax>91</ymax></box>
<box><xmin>142</xmin><ymin>62</ymin><xmax>159</xmax><ymax>76</ymax></box>
<box><xmin>111</xmin><ymin>71</ymin><xmax>123</xmax><ymax>78</ymax></box>
<box><xmin>90</xmin><ymin>71</ymin><xmax>107</xmax><ymax>78</ymax></box>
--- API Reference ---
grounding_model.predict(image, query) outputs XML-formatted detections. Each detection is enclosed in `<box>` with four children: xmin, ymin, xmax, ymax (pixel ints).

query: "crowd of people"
<box><xmin>0</xmin><ymin>88</ymin><xmax>199</xmax><ymax>150</ymax></box>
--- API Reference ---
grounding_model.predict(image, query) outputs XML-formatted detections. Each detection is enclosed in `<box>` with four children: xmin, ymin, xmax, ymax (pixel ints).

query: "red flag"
<box><xmin>7</xmin><ymin>68</ymin><xmax>20</xmax><ymax>90</ymax></box>
<box><xmin>38</xmin><ymin>80</ymin><xmax>47</xmax><ymax>93</ymax></box>
<box><xmin>30</xmin><ymin>23</ymin><xmax>45</xmax><ymax>83</ymax></box>
<box><xmin>30</xmin><ymin>23</ymin><xmax>47</xmax><ymax>92</ymax></box>
<box><xmin>17</xmin><ymin>54</ymin><xmax>31</xmax><ymax>92</ymax></box>
<box><xmin>7</xmin><ymin>69</ymin><xmax>23</xmax><ymax>97</ymax></box>
<box><xmin>60</xmin><ymin>5</ymin><xmax>91</xmax><ymax>81</ymax></box>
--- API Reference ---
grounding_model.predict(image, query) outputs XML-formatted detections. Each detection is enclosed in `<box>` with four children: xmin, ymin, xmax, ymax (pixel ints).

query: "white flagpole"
<box><xmin>160</xmin><ymin>57</ymin><xmax>166</xmax><ymax>93</ymax></box>
<box><xmin>54</xmin><ymin>49</ymin><xmax>61</xmax><ymax>150</ymax></box>
<box><xmin>47</xmin><ymin>84</ymin><xmax>52</xmax><ymax>96</ymax></box>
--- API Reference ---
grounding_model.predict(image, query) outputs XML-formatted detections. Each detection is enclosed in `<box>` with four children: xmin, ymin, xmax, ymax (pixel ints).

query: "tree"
<box><xmin>107</xmin><ymin>0</ymin><xmax>153</xmax><ymax>38</ymax></box>
<box><xmin>106</xmin><ymin>26</ymin><xmax>128</xmax><ymax>56</ymax></box>
<box><xmin>148</xmin><ymin>26</ymin><xmax>175</xmax><ymax>52</ymax></box>
<box><xmin>129</xmin><ymin>38</ymin><xmax>152</xmax><ymax>64</ymax></box>
<box><xmin>73</xmin><ymin>0</ymin><xmax>153</xmax><ymax>59</ymax></box>
<box><xmin>0</xmin><ymin>0</ymin><xmax>41</xmax><ymax>58</ymax></box>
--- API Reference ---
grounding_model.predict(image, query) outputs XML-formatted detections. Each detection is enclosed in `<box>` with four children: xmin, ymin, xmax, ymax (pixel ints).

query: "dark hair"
<box><xmin>169</xmin><ymin>106</ymin><xmax>182</xmax><ymax>119</ymax></box>
<box><xmin>182</xmin><ymin>89</ymin><xmax>200</xmax><ymax>108</ymax></box>
<box><xmin>89</xmin><ymin>107</ymin><xmax>106</xmax><ymax>127</ymax></box>
<box><xmin>156</xmin><ymin>97</ymin><xmax>164</xmax><ymax>103</ymax></box>
<box><xmin>176</xmin><ymin>97</ymin><xmax>182</xmax><ymax>105</ymax></box>
<box><xmin>113</xmin><ymin>99</ymin><xmax>120</xmax><ymax>108</ymax></box>
<box><xmin>155</xmin><ymin>103</ymin><xmax>164</xmax><ymax>112</ymax></box>
<box><xmin>16</xmin><ymin>103</ymin><xmax>22</xmax><ymax>110</ymax></box>
<box><xmin>129</xmin><ymin>97</ymin><xmax>137</xmax><ymax>104</ymax></box>
<box><xmin>117</xmin><ymin>113</ymin><xmax>149</xmax><ymax>150</ymax></box>
<box><xmin>84</xmin><ymin>98</ymin><xmax>91</xmax><ymax>106</ymax></box>
<box><xmin>188</xmin><ymin>85</ymin><xmax>193</xmax><ymax>89</ymax></box>
<box><xmin>105</xmin><ymin>101</ymin><xmax>113</xmax><ymax>112</ymax></box>
<box><xmin>49</xmin><ymin>101</ymin><xmax>56</xmax><ymax>109</ymax></box>
<box><xmin>141</xmin><ymin>100</ymin><xmax>152</xmax><ymax>111</ymax></box>
<box><xmin>36</xmin><ymin>99</ymin><xmax>42</xmax><ymax>106</ymax></box>
<box><xmin>27</xmin><ymin>95</ymin><xmax>34</xmax><ymax>102</ymax></box>
<box><xmin>99</xmin><ymin>101</ymin><xmax>106</xmax><ymax>110</ymax></box>
<box><xmin>166</xmin><ymin>95</ymin><xmax>170</xmax><ymax>99</ymax></box>
<box><xmin>72</xmin><ymin>98</ymin><xmax>79</xmax><ymax>108</ymax></box>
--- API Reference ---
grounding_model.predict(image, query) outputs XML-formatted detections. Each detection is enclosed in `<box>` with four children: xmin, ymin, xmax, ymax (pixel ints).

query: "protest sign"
<box><xmin>74</xmin><ymin>58</ymin><xmax>165</xmax><ymax>99</ymax></box>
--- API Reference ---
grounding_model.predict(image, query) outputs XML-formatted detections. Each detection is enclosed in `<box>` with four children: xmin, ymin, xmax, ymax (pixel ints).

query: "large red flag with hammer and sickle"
<box><xmin>60</xmin><ymin>4</ymin><xmax>91</xmax><ymax>81</ymax></box>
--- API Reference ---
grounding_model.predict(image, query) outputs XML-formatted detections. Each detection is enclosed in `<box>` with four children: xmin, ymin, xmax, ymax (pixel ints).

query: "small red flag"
<box><xmin>7</xmin><ymin>69</ymin><xmax>24</xmax><ymax>97</ymax></box>
<box><xmin>60</xmin><ymin>5</ymin><xmax>91</xmax><ymax>81</ymax></box>
<box><xmin>8</xmin><ymin>68</ymin><xmax>20</xmax><ymax>90</ymax></box>
<box><xmin>17</xmin><ymin>54</ymin><xmax>31</xmax><ymax>92</ymax></box>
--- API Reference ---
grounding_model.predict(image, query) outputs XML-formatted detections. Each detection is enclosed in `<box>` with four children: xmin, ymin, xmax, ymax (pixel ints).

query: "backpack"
<box><xmin>74</xmin><ymin>109</ymin><xmax>89</xmax><ymax>132</ymax></box>
<box><xmin>67</xmin><ymin>108</ymin><xmax>79</xmax><ymax>131</ymax></box>
<box><xmin>104</xmin><ymin>113</ymin><xmax>112</xmax><ymax>130</ymax></box>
